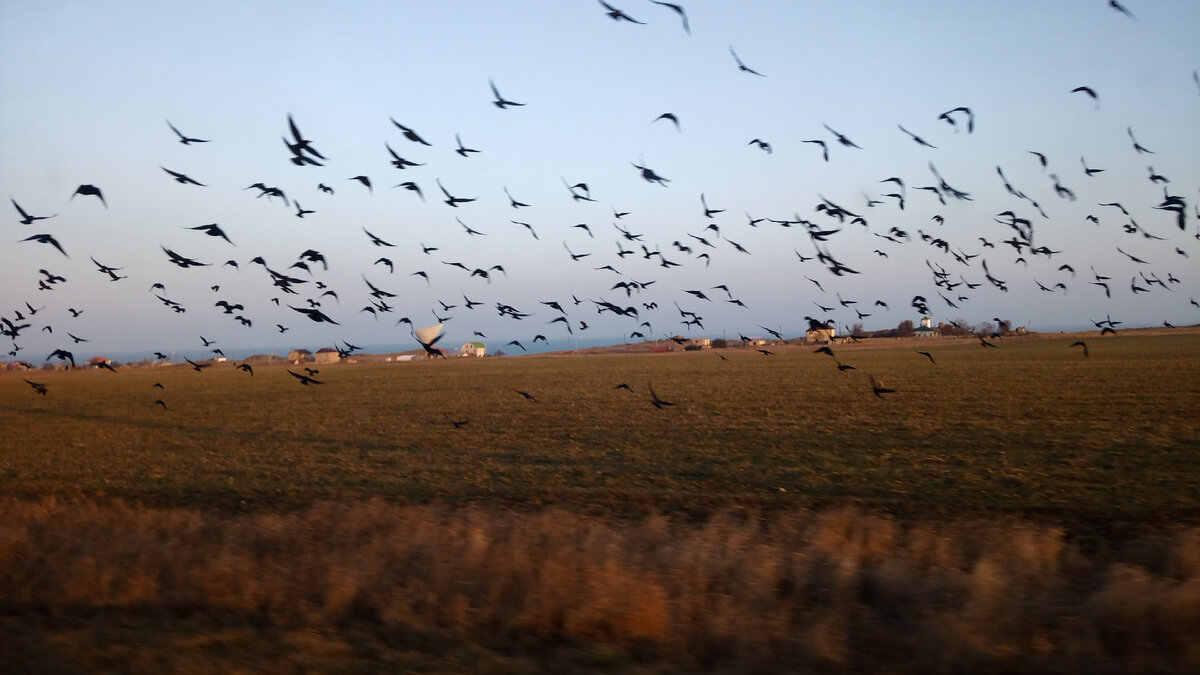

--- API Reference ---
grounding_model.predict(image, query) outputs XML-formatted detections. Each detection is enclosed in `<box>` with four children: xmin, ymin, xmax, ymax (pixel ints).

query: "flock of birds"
<box><xmin>5</xmin><ymin>1</ymin><xmax>1199</xmax><ymax>417</ymax></box>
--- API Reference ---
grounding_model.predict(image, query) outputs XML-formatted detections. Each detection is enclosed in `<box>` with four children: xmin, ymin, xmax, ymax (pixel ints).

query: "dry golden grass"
<box><xmin>3</xmin><ymin>496</ymin><xmax>1199</xmax><ymax>673</ymax></box>
<box><xmin>3</xmin><ymin>331</ymin><xmax>1199</xmax><ymax>672</ymax></box>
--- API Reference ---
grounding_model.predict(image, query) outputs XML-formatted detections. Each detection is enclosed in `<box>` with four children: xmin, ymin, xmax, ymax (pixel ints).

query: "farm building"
<box><xmin>684</xmin><ymin>337</ymin><xmax>711</xmax><ymax>350</ymax></box>
<box><xmin>460</xmin><ymin>341</ymin><xmax>486</xmax><ymax>357</ymax></box>
<box><xmin>914</xmin><ymin>317</ymin><xmax>940</xmax><ymax>338</ymax></box>
<box><xmin>288</xmin><ymin>349</ymin><xmax>313</xmax><ymax>363</ymax></box>
<box><xmin>314</xmin><ymin>347</ymin><xmax>342</xmax><ymax>364</ymax></box>
<box><xmin>805</xmin><ymin>326</ymin><xmax>835</xmax><ymax>343</ymax></box>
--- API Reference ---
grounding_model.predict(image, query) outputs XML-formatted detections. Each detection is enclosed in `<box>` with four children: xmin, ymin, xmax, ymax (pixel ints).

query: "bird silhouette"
<box><xmin>650</xmin><ymin>1</ymin><xmax>690</xmax><ymax>35</ymax></box>
<box><xmin>489</xmin><ymin>78</ymin><xmax>525</xmax><ymax>109</ymax></box>
<box><xmin>288</xmin><ymin>369</ymin><xmax>323</xmax><ymax>385</ymax></box>
<box><xmin>186</xmin><ymin>223</ymin><xmax>234</xmax><ymax>244</ymax></box>
<box><xmin>21</xmin><ymin>234</ymin><xmax>68</xmax><ymax>257</ymax></box>
<box><xmin>162</xmin><ymin>167</ymin><xmax>206</xmax><ymax>186</ymax></box>
<box><xmin>70</xmin><ymin>184</ymin><xmax>106</xmax><ymax>207</ymax></box>
<box><xmin>390</xmin><ymin>118</ymin><xmax>432</xmax><ymax>145</ymax></box>
<box><xmin>167</xmin><ymin>120</ymin><xmax>209</xmax><ymax>144</ymax></box>
<box><xmin>1072</xmin><ymin>85</ymin><xmax>1099</xmax><ymax>109</ymax></box>
<box><xmin>729</xmin><ymin>46</ymin><xmax>765</xmax><ymax>76</ymax></box>
<box><xmin>12</xmin><ymin>199</ymin><xmax>57</xmax><ymax>224</ymax></box>
<box><xmin>649</xmin><ymin>384</ymin><xmax>675</xmax><ymax>409</ymax></box>
<box><xmin>870</xmin><ymin>377</ymin><xmax>896</xmax><ymax>398</ymax></box>
<box><xmin>823</xmin><ymin>123</ymin><xmax>862</xmax><ymax>149</ymax></box>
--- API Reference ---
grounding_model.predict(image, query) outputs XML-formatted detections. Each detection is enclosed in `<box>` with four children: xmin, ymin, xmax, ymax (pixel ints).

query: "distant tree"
<box><xmin>711</xmin><ymin>338</ymin><xmax>727</xmax><ymax>349</ymax></box>
<box><xmin>997</xmin><ymin>319</ymin><xmax>1012</xmax><ymax>336</ymax></box>
<box><xmin>895</xmin><ymin>319</ymin><xmax>914</xmax><ymax>337</ymax></box>
<box><xmin>850</xmin><ymin>322</ymin><xmax>864</xmax><ymax>336</ymax></box>
<box><xmin>978</xmin><ymin>320</ymin><xmax>997</xmax><ymax>337</ymax></box>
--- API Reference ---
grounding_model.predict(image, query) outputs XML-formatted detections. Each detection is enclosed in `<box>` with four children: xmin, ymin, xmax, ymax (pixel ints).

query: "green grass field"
<box><xmin>3</xmin><ymin>331</ymin><xmax>1199</xmax><ymax>673</ymax></box>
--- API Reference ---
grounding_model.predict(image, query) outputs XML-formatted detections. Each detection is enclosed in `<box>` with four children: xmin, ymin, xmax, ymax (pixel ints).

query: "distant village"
<box><xmin>4</xmin><ymin>316</ymin><xmax>1036</xmax><ymax>371</ymax></box>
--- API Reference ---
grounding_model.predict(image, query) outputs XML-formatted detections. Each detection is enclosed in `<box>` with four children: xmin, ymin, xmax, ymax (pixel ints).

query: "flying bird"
<box><xmin>489</xmin><ymin>78</ymin><xmax>525</xmax><ymax>109</ymax></box>
<box><xmin>70</xmin><ymin>184</ymin><xmax>106</xmax><ymax>207</ymax></box>
<box><xmin>20</xmin><ymin>233</ymin><xmax>68</xmax><ymax>257</ymax></box>
<box><xmin>1071</xmin><ymin>85</ymin><xmax>1099</xmax><ymax>108</ymax></box>
<box><xmin>729</xmin><ymin>45</ymin><xmax>765</xmax><ymax>76</ymax></box>
<box><xmin>186</xmin><ymin>223</ymin><xmax>234</xmax><ymax>244</ymax></box>
<box><xmin>288</xmin><ymin>369</ymin><xmax>323</xmax><ymax>385</ymax></box>
<box><xmin>653</xmin><ymin>112</ymin><xmax>681</xmax><ymax>131</ymax></box>
<box><xmin>597</xmin><ymin>0</ymin><xmax>645</xmax><ymax>24</ymax></box>
<box><xmin>167</xmin><ymin>120</ymin><xmax>209</xmax><ymax>144</ymax></box>
<box><xmin>162</xmin><ymin>167</ymin><xmax>206</xmax><ymax>186</ymax></box>
<box><xmin>823</xmin><ymin>123</ymin><xmax>862</xmax><ymax>149</ymax></box>
<box><xmin>649</xmin><ymin>1</ymin><xmax>690</xmax><ymax>35</ymax></box>
<box><xmin>12</xmin><ymin>199</ymin><xmax>57</xmax><ymax>224</ymax></box>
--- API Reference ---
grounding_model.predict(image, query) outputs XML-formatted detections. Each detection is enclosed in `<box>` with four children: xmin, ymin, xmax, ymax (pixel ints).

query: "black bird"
<box><xmin>162</xmin><ymin>246</ymin><xmax>207</xmax><ymax>268</ymax></box>
<box><xmin>294</xmin><ymin>201</ymin><xmax>314</xmax><ymax>218</ymax></box>
<box><xmin>385</xmin><ymin>143</ymin><xmax>424</xmax><ymax>170</ymax></box>
<box><xmin>288</xmin><ymin>369</ymin><xmax>323</xmax><ymax>385</ymax></box>
<box><xmin>898</xmin><ymin>124</ymin><xmax>937</xmax><ymax>148</ymax></box>
<box><xmin>454</xmin><ymin>133</ymin><xmax>480</xmax><ymax>157</ymax></box>
<box><xmin>390</xmin><ymin>118</ymin><xmax>432</xmax><ymax>145</ymax></box>
<box><xmin>394</xmin><ymin>181</ymin><xmax>424</xmax><ymax>200</ymax></box>
<box><xmin>363</xmin><ymin>228</ymin><xmax>395</xmax><ymax>247</ymax></box>
<box><xmin>504</xmin><ymin>186</ymin><xmax>529</xmax><ymax>208</ymax></box>
<box><xmin>445</xmin><ymin>413</ymin><xmax>469</xmax><ymax>429</ymax></box>
<box><xmin>700</xmin><ymin>193</ymin><xmax>724</xmax><ymax>219</ymax></box>
<box><xmin>489</xmin><ymin>78</ymin><xmax>525</xmax><ymax>109</ymax></box>
<box><xmin>801</xmin><ymin>139</ymin><xmax>829</xmax><ymax>161</ymax></box>
<box><xmin>236</xmin><ymin>363</ymin><xmax>254</xmax><ymax>375</ymax></box>
<box><xmin>1109</xmin><ymin>0</ymin><xmax>1135</xmax><ymax>19</ymax></box>
<box><xmin>70</xmin><ymin>184</ymin><xmax>106</xmax><ymax>207</ymax></box>
<box><xmin>870</xmin><ymin>377</ymin><xmax>896</xmax><ymax>399</ymax></box>
<box><xmin>1071</xmin><ymin>341</ymin><xmax>1089</xmax><ymax>358</ymax></box>
<box><xmin>186</xmin><ymin>223</ymin><xmax>234</xmax><ymax>244</ymax></box>
<box><xmin>649</xmin><ymin>1</ymin><xmax>690</xmax><ymax>35</ymax></box>
<box><xmin>298</xmin><ymin>249</ymin><xmax>328</xmax><ymax>271</ymax></box>
<box><xmin>438</xmin><ymin>178</ymin><xmax>476</xmax><ymax>207</ymax></box>
<box><xmin>349</xmin><ymin>175</ymin><xmax>373</xmax><ymax>193</ymax></box>
<box><xmin>513</xmin><ymin>389</ymin><xmax>537</xmax><ymax>401</ymax></box>
<box><xmin>597</xmin><ymin>0</ymin><xmax>645</xmax><ymax>24</ymax></box>
<box><xmin>748</xmin><ymin>138</ymin><xmax>772</xmax><ymax>153</ymax></box>
<box><xmin>290</xmin><ymin>305</ymin><xmax>339</xmax><ymax>325</ymax></box>
<box><xmin>729</xmin><ymin>45</ymin><xmax>765</xmax><ymax>76</ymax></box>
<box><xmin>21</xmin><ymin>233</ymin><xmax>68</xmax><ymax>257</ymax></box>
<box><xmin>823</xmin><ymin>123</ymin><xmax>862</xmax><ymax>149</ymax></box>
<box><xmin>184</xmin><ymin>357</ymin><xmax>209</xmax><ymax>372</ymax></box>
<box><xmin>162</xmin><ymin>166</ymin><xmax>206</xmax><ymax>186</ymax></box>
<box><xmin>653</xmin><ymin>112</ymin><xmax>681</xmax><ymax>131</ymax></box>
<box><xmin>916</xmin><ymin>350</ymin><xmax>936</xmax><ymax>365</ymax></box>
<box><xmin>47</xmin><ymin>348</ymin><xmax>75</xmax><ymax>368</ymax></box>
<box><xmin>649</xmin><ymin>384</ymin><xmax>675</xmax><ymax>409</ymax></box>
<box><xmin>937</xmin><ymin>106</ymin><xmax>975</xmax><ymax>133</ymax></box>
<box><xmin>1128</xmin><ymin>126</ymin><xmax>1154</xmax><ymax>154</ymax></box>
<box><xmin>285</xmin><ymin>113</ymin><xmax>326</xmax><ymax>162</ymax></box>
<box><xmin>12</xmin><ymin>199</ymin><xmax>56</xmax><ymax>224</ymax></box>
<box><xmin>154</xmin><ymin>400</ymin><xmax>168</xmax><ymax>410</ymax></box>
<box><xmin>1071</xmin><ymin>85</ymin><xmax>1099</xmax><ymax>109</ymax></box>
<box><xmin>167</xmin><ymin>120</ymin><xmax>209</xmax><ymax>145</ymax></box>
<box><xmin>25</xmin><ymin>379</ymin><xmax>48</xmax><ymax>395</ymax></box>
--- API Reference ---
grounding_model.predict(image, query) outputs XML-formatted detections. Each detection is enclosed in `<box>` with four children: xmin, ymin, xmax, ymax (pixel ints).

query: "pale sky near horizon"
<box><xmin>2</xmin><ymin>1</ymin><xmax>1198</xmax><ymax>359</ymax></box>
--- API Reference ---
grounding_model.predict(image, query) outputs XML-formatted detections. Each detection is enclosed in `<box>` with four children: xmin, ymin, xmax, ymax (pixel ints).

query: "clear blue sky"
<box><xmin>3</xmin><ymin>1</ymin><xmax>1198</xmax><ymax>359</ymax></box>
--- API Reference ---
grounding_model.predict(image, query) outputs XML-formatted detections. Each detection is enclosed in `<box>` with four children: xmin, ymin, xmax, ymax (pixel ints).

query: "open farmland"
<box><xmin>3</xmin><ymin>331</ymin><xmax>1200</xmax><ymax>673</ymax></box>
